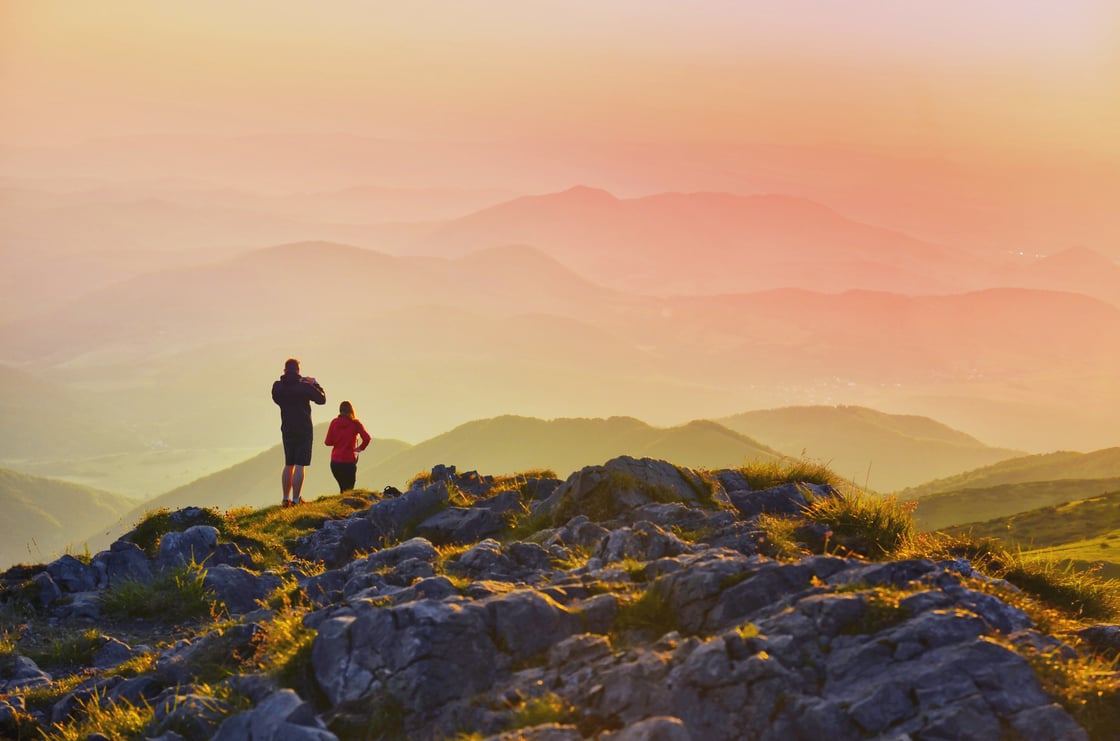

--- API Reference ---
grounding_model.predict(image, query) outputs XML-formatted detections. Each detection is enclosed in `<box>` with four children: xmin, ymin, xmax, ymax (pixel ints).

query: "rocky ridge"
<box><xmin>1</xmin><ymin>456</ymin><xmax>1117</xmax><ymax>740</ymax></box>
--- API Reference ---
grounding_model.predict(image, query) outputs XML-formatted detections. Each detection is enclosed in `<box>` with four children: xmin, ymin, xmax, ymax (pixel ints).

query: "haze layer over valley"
<box><xmin>2</xmin><ymin>2</ymin><xmax>1119</xmax><ymax>520</ymax></box>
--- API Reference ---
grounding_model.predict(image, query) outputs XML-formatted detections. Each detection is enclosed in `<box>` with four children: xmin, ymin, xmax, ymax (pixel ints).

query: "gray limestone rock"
<box><xmin>46</xmin><ymin>554</ymin><xmax>98</xmax><ymax>593</ymax></box>
<box><xmin>202</xmin><ymin>564</ymin><xmax>283</xmax><ymax>615</ymax></box>
<box><xmin>156</xmin><ymin>526</ymin><xmax>219</xmax><ymax>570</ymax></box>
<box><xmin>417</xmin><ymin>506</ymin><xmax>506</xmax><ymax>545</ymax></box>
<box><xmin>93</xmin><ymin>540</ymin><xmax>153</xmax><ymax>586</ymax></box>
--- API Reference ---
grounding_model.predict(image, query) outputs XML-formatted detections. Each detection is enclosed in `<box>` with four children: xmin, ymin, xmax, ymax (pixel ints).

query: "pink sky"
<box><xmin>3</xmin><ymin>0</ymin><xmax>1118</xmax><ymax>165</ymax></box>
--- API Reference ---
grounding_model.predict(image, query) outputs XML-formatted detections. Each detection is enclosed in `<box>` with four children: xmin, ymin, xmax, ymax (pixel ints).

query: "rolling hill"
<box><xmin>911</xmin><ymin>477</ymin><xmax>1120</xmax><ymax>532</ymax></box>
<box><xmin>902</xmin><ymin>447</ymin><xmax>1120</xmax><ymax>532</ymax></box>
<box><xmin>716</xmin><ymin>405</ymin><xmax>1021</xmax><ymax>492</ymax></box>
<box><xmin>81</xmin><ymin>415</ymin><xmax>780</xmax><ymax>551</ymax></box>
<box><xmin>902</xmin><ymin>448</ymin><xmax>1120</xmax><ymax>500</ymax></box>
<box><xmin>0</xmin><ymin>468</ymin><xmax>137</xmax><ymax>570</ymax></box>
<box><xmin>942</xmin><ymin>489</ymin><xmax>1120</xmax><ymax>579</ymax></box>
<box><xmin>361</xmin><ymin>415</ymin><xmax>781</xmax><ymax>490</ymax></box>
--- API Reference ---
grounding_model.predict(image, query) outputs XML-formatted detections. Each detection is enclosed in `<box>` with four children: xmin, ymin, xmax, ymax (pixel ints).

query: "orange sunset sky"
<box><xmin>3</xmin><ymin>1</ymin><xmax>1119</xmax><ymax>162</ymax></box>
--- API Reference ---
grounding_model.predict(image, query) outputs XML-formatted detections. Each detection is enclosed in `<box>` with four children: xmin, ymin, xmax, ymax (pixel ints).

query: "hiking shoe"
<box><xmin>282</xmin><ymin>499</ymin><xmax>292</xmax><ymax>508</ymax></box>
<box><xmin>292</xmin><ymin>497</ymin><xmax>304</xmax><ymax>506</ymax></box>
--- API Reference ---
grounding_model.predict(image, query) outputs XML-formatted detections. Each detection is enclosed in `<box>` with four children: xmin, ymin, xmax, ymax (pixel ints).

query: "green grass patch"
<box><xmin>756</xmin><ymin>513</ymin><xmax>809</xmax><ymax>560</ymax></box>
<box><xmin>99</xmin><ymin>561</ymin><xmax>219</xmax><ymax>622</ymax></box>
<box><xmin>613</xmin><ymin>584</ymin><xmax>678</xmax><ymax>639</ymax></box>
<box><xmin>251</xmin><ymin>595</ymin><xmax>317</xmax><ymax>690</ymax></box>
<box><xmin>220</xmin><ymin>496</ymin><xmax>370</xmax><ymax>569</ymax></box>
<box><xmin>24</xmin><ymin>628</ymin><xmax>103</xmax><ymax>671</ymax></box>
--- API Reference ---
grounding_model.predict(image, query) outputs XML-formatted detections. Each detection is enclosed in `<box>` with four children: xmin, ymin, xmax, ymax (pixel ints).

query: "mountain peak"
<box><xmin>556</xmin><ymin>184</ymin><xmax>619</xmax><ymax>202</ymax></box>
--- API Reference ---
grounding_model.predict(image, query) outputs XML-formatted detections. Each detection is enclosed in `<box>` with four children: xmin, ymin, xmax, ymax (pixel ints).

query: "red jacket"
<box><xmin>324</xmin><ymin>415</ymin><xmax>372</xmax><ymax>463</ymax></box>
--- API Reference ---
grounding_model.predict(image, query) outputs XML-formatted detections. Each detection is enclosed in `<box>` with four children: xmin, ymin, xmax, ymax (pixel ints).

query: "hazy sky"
<box><xmin>3</xmin><ymin>0</ymin><xmax>1118</xmax><ymax>166</ymax></box>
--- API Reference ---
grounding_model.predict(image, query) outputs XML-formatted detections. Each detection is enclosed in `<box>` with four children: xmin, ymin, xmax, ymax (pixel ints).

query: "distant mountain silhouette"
<box><xmin>412</xmin><ymin>187</ymin><xmax>977</xmax><ymax>295</ymax></box>
<box><xmin>991</xmin><ymin>246</ymin><xmax>1120</xmax><ymax>307</ymax></box>
<box><xmin>716</xmin><ymin>405</ymin><xmax>1020</xmax><ymax>492</ymax></box>
<box><xmin>0</xmin><ymin>468</ymin><xmax>136</xmax><ymax>570</ymax></box>
<box><xmin>362</xmin><ymin>415</ymin><xmax>781</xmax><ymax>490</ymax></box>
<box><xmin>5</xmin><ymin>238</ymin><xmax>1120</xmax><ymax>458</ymax></box>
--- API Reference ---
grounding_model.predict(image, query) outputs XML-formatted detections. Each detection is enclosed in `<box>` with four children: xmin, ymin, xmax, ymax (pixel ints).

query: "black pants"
<box><xmin>330</xmin><ymin>462</ymin><xmax>357</xmax><ymax>493</ymax></box>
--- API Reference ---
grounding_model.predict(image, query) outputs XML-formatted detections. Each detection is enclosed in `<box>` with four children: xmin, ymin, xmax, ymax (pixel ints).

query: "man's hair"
<box><xmin>284</xmin><ymin>358</ymin><xmax>300</xmax><ymax>374</ymax></box>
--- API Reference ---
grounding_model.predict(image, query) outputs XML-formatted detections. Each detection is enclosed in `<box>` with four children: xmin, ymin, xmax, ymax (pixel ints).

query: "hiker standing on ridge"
<box><xmin>271</xmin><ymin>358</ymin><xmax>326</xmax><ymax>507</ymax></box>
<box><xmin>324</xmin><ymin>400</ymin><xmax>372</xmax><ymax>493</ymax></box>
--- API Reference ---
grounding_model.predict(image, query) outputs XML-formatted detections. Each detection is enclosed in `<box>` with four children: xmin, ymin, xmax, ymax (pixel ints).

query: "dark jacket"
<box><xmin>272</xmin><ymin>372</ymin><xmax>326</xmax><ymax>436</ymax></box>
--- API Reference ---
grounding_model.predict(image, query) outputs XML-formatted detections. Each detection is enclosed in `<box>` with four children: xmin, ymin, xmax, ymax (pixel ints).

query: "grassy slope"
<box><xmin>902</xmin><ymin>447</ymin><xmax>1120</xmax><ymax>499</ymax></box>
<box><xmin>717</xmin><ymin>405</ymin><xmax>1021</xmax><ymax>492</ymax></box>
<box><xmin>0</xmin><ymin>469</ymin><xmax>137</xmax><ymax>569</ymax></box>
<box><xmin>84</xmin><ymin>425</ymin><xmax>411</xmax><ymax>553</ymax></box>
<box><xmin>944</xmin><ymin>489</ymin><xmax>1120</xmax><ymax>578</ymax></box>
<box><xmin>913</xmin><ymin>478</ymin><xmax>1120</xmax><ymax>532</ymax></box>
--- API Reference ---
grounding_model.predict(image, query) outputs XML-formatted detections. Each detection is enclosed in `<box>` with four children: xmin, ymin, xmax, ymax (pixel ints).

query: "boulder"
<box><xmin>212</xmin><ymin>688</ymin><xmax>337</xmax><ymax>741</ymax></box>
<box><xmin>202</xmin><ymin>565</ymin><xmax>283</xmax><ymax>615</ymax></box>
<box><xmin>416</xmin><ymin>506</ymin><xmax>505</xmax><ymax>545</ymax></box>
<box><xmin>93</xmin><ymin>540</ymin><xmax>153</xmax><ymax>586</ymax></box>
<box><xmin>156</xmin><ymin>526</ymin><xmax>219</xmax><ymax>570</ymax></box>
<box><xmin>540</xmin><ymin>457</ymin><xmax>719</xmax><ymax>525</ymax></box>
<box><xmin>46</xmin><ymin>555</ymin><xmax>98</xmax><ymax>593</ymax></box>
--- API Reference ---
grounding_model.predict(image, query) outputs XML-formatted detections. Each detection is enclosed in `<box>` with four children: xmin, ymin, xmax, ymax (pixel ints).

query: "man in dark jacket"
<box><xmin>272</xmin><ymin>358</ymin><xmax>326</xmax><ymax>506</ymax></box>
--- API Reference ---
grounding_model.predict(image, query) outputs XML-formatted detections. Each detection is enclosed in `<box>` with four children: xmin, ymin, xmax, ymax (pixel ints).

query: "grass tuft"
<box><xmin>803</xmin><ymin>488</ymin><xmax>915</xmax><ymax>558</ymax></box>
<box><xmin>756</xmin><ymin>513</ymin><xmax>809</xmax><ymax>560</ymax></box>
<box><xmin>41</xmin><ymin>692</ymin><xmax>152</xmax><ymax>741</ymax></box>
<box><xmin>1012</xmin><ymin>642</ymin><xmax>1120</xmax><ymax>740</ymax></box>
<box><xmin>251</xmin><ymin>592</ymin><xmax>317</xmax><ymax>690</ymax></box>
<box><xmin>508</xmin><ymin>692</ymin><xmax>577</xmax><ymax>730</ymax></box>
<box><xmin>99</xmin><ymin>560</ymin><xmax>220</xmax><ymax>622</ymax></box>
<box><xmin>614</xmin><ymin>583</ymin><xmax>678</xmax><ymax>639</ymax></box>
<box><xmin>902</xmin><ymin>532</ymin><xmax>1120</xmax><ymax>624</ymax></box>
<box><xmin>739</xmin><ymin>457</ymin><xmax>838</xmax><ymax>490</ymax></box>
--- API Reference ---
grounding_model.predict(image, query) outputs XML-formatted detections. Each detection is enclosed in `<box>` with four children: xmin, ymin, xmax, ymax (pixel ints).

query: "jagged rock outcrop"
<box><xmin>0</xmin><ymin>456</ymin><xmax>1115</xmax><ymax>740</ymax></box>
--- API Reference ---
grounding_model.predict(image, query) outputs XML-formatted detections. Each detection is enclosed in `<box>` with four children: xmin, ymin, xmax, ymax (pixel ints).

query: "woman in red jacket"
<box><xmin>323</xmin><ymin>400</ymin><xmax>372</xmax><ymax>493</ymax></box>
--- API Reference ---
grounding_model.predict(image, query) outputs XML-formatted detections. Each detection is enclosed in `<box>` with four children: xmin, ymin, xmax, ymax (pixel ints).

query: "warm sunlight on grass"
<box><xmin>803</xmin><ymin>488</ymin><xmax>916</xmax><ymax>558</ymax></box>
<box><xmin>738</xmin><ymin>457</ymin><xmax>838</xmax><ymax>490</ymax></box>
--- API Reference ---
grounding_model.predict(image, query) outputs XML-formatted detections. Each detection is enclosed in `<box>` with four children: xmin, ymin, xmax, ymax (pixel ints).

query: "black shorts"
<box><xmin>330</xmin><ymin>461</ymin><xmax>357</xmax><ymax>492</ymax></box>
<box><xmin>282</xmin><ymin>432</ymin><xmax>313</xmax><ymax>466</ymax></box>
